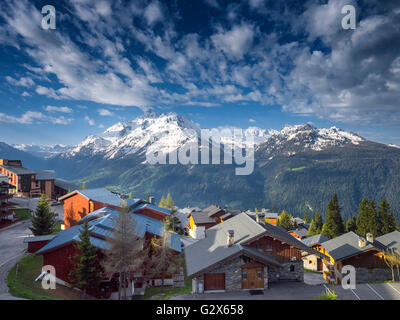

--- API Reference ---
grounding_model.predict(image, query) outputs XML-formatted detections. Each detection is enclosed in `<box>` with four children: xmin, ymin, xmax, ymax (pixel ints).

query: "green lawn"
<box><xmin>12</xmin><ymin>208</ymin><xmax>31</xmax><ymax>220</ymax></box>
<box><xmin>288</xmin><ymin>166</ymin><xmax>307</xmax><ymax>172</ymax></box>
<box><xmin>7</xmin><ymin>254</ymin><xmax>86</xmax><ymax>300</ymax></box>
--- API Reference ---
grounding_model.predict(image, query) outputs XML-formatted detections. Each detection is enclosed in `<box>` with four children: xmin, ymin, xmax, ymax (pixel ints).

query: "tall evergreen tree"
<box><xmin>356</xmin><ymin>198</ymin><xmax>379</xmax><ymax>237</ymax></box>
<box><xmin>30</xmin><ymin>194</ymin><xmax>57</xmax><ymax>236</ymax></box>
<box><xmin>159</xmin><ymin>193</ymin><xmax>181</xmax><ymax>234</ymax></box>
<box><xmin>70</xmin><ymin>219</ymin><xmax>103</xmax><ymax>299</ymax></box>
<box><xmin>321</xmin><ymin>194</ymin><xmax>345</xmax><ymax>238</ymax></box>
<box><xmin>346</xmin><ymin>216</ymin><xmax>357</xmax><ymax>233</ymax></box>
<box><xmin>303</xmin><ymin>212</ymin><xmax>310</xmax><ymax>224</ymax></box>
<box><xmin>104</xmin><ymin>201</ymin><xmax>146</xmax><ymax>300</ymax></box>
<box><xmin>148</xmin><ymin>225</ymin><xmax>181</xmax><ymax>294</ymax></box>
<box><xmin>308</xmin><ymin>211</ymin><xmax>323</xmax><ymax>236</ymax></box>
<box><xmin>278</xmin><ymin>210</ymin><xmax>294</xmax><ymax>231</ymax></box>
<box><xmin>378</xmin><ymin>199</ymin><xmax>399</xmax><ymax>235</ymax></box>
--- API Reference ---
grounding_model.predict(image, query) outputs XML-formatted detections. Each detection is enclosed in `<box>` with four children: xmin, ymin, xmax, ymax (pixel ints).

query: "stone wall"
<box><xmin>355</xmin><ymin>267</ymin><xmax>393</xmax><ymax>283</ymax></box>
<box><xmin>193</xmin><ymin>256</ymin><xmax>305</xmax><ymax>292</ymax></box>
<box><xmin>268</xmin><ymin>261</ymin><xmax>304</xmax><ymax>283</ymax></box>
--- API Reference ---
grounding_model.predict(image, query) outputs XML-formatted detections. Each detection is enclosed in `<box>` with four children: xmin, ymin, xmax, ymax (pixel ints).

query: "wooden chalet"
<box><xmin>307</xmin><ymin>231</ymin><xmax>399</xmax><ymax>284</ymax></box>
<box><xmin>0</xmin><ymin>174</ymin><xmax>16</xmax><ymax>222</ymax></box>
<box><xmin>185</xmin><ymin>213</ymin><xmax>329</xmax><ymax>292</ymax></box>
<box><xmin>59</xmin><ymin>188</ymin><xmax>170</xmax><ymax>228</ymax></box>
<box><xmin>35</xmin><ymin>206</ymin><xmax>181</xmax><ymax>299</ymax></box>
<box><xmin>187</xmin><ymin>205</ymin><xmax>236</xmax><ymax>239</ymax></box>
<box><xmin>301</xmin><ymin>234</ymin><xmax>330</xmax><ymax>271</ymax></box>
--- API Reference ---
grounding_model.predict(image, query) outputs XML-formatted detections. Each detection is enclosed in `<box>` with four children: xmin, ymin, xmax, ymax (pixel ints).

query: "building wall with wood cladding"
<box><xmin>247</xmin><ymin>235</ymin><xmax>303</xmax><ymax>263</ymax></box>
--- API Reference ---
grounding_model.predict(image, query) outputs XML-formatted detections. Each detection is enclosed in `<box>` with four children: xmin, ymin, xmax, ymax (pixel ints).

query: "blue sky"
<box><xmin>0</xmin><ymin>0</ymin><xmax>399</xmax><ymax>146</ymax></box>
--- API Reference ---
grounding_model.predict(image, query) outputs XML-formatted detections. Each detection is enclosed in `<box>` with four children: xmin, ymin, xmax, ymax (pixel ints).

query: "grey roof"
<box><xmin>220</xmin><ymin>212</ymin><xmax>233</xmax><ymax>220</ymax></box>
<box><xmin>0</xmin><ymin>164</ymin><xmax>34</xmax><ymax>175</ymax></box>
<box><xmin>203</xmin><ymin>205</ymin><xmax>224</xmax><ymax>217</ymax></box>
<box><xmin>23</xmin><ymin>235</ymin><xmax>56</xmax><ymax>243</ymax></box>
<box><xmin>302</xmin><ymin>234</ymin><xmax>330</xmax><ymax>247</ymax></box>
<box><xmin>265</xmin><ymin>212</ymin><xmax>279</xmax><ymax>219</ymax></box>
<box><xmin>290</xmin><ymin>226</ymin><xmax>309</xmax><ymax>238</ymax></box>
<box><xmin>376</xmin><ymin>231</ymin><xmax>400</xmax><ymax>252</ymax></box>
<box><xmin>191</xmin><ymin>211</ymin><xmax>215</xmax><ymax>224</ymax></box>
<box><xmin>35</xmin><ymin>170</ymin><xmax>55</xmax><ymax>180</ymax></box>
<box><xmin>54</xmin><ymin>178</ymin><xmax>79</xmax><ymax>192</ymax></box>
<box><xmin>320</xmin><ymin>231</ymin><xmax>387</xmax><ymax>261</ymax></box>
<box><xmin>185</xmin><ymin>213</ymin><xmax>328</xmax><ymax>277</ymax></box>
<box><xmin>37</xmin><ymin>207</ymin><xmax>181</xmax><ymax>255</ymax></box>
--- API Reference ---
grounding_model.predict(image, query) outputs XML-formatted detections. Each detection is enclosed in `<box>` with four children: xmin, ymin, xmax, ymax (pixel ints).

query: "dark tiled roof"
<box><xmin>0</xmin><ymin>164</ymin><xmax>34</xmax><ymax>175</ymax></box>
<box><xmin>191</xmin><ymin>211</ymin><xmax>215</xmax><ymax>224</ymax></box>
<box><xmin>23</xmin><ymin>235</ymin><xmax>56</xmax><ymax>243</ymax></box>
<box><xmin>37</xmin><ymin>207</ymin><xmax>181</xmax><ymax>255</ymax></box>
<box><xmin>54</xmin><ymin>178</ymin><xmax>79</xmax><ymax>192</ymax></box>
<box><xmin>302</xmin><ymin>234</ymin><xmax>330</xmax><ymax>247</ymax></box>
<box><xmin>185</xmin><ymin>213</ymin><xmax>328</xmax><ymax>277</ymax></box>
<box><xmin>321</xmin><ymin>231</ymin><xmax>387</xmax><ymax>261</ymax></box>
<box><xmin>290</xmin><ymin>227</ymin><xmax>309</xmax><ymax>238</ymax></box>
<box><xmin>35</xmin><ymin>170</ymin><xmax>55</xmax><ymax>180</ymax></box>
<box><xmin>376</xmin><ymin>231</ymin><xmax>400</xmax><ymax>252</ymax></box>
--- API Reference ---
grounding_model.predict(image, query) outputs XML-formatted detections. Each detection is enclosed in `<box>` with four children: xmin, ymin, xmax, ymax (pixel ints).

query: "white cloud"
<box><xmin>85</xmin><ymin>116</ymin><xmax>96</xmax><ymax>126</ymax></box>
<box><xmin>44</xmin><ymin>106</ymin><xmax>74</xmax><ymax>113</ymax></box>
<box><xmin>211</xmin><ymin>23</ymin><xmax>255</xmax><ymax>60</ymax></box>
<box><xmin>0</xmin><ymin>111</ymin><xmax>72</xmax><ymax>125</ymax></box>
<box><xmin>97</xmin><ymin>108</ymin><xmax>114</xmax><ymax>116</ymax></box>
<box><xmin>6</xmin><ymin>76</ymin><xmax>34</xmax><ymax>87</ymax></box>
<box><xmin>144</xmin><ymin>1</ymin><xmax>163</xmax><ymax>26</ymax></box>
<box><xmin>249</xmin><ymin>118</ymin><xmax>256</xmax><ymax>123</ymax></box>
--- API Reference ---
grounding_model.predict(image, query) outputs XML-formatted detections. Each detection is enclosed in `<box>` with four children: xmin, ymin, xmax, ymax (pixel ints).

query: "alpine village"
<box><xmin>0</xmin><ymin>155</ymin><xmax>399</xmax><ymax>300</ymax></box>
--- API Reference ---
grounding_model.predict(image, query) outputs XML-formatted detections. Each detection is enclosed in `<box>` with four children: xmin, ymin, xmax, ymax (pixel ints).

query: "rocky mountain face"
<box><xmin>2</xmin><ymin>111</ymin><xmax>399</xmax><ymax>221</ymax></box>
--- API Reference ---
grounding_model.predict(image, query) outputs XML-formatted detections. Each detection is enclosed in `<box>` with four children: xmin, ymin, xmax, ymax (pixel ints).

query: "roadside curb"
<box><xmin>0</xmin><ymin>220</ymin><xmax>24</xmax><ymax>233</ymax></box>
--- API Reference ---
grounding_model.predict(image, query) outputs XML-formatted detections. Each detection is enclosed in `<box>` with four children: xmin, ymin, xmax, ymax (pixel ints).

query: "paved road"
<box><xmin>11</xmin><ymin>197</ymin><xmax>64</xmax><ymax>221</ymax></box>
<box><xmin>171</xmin><ymin>280</ymin><xmax>400</xmax><ymax>300</ymax></box>
<box><xmin>0</xmin><ymin>220</ymin><xmax>31</xmax><ymax>300</ymax></box>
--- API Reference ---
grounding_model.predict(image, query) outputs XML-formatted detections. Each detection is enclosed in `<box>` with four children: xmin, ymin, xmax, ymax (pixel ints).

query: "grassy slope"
<box><xmin>7</xmin><ymin>254</ymin><xmax>85</xmax><ymax>300</ymax></box>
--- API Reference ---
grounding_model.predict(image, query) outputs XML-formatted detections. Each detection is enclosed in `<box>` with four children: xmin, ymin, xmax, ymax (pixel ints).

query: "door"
<box><xmin>317</xmin><ymin>258</ymin><xmax>323</xmax><ymax>271</ymax></box>
<box><xmin>204</xmin><ymin>273</ymin><xmax>225</xmax><ymax>291</ymax></box>
<box><xmin>242</xmin><ymin>267</ymin><xmax>264</xmax><ymax>289</ymax></box>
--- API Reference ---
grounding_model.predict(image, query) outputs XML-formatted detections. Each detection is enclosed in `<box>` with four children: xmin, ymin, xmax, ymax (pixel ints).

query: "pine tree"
<box><xmin>278</xmin><ymin>210</ymin><xmax>294</xmax><ymax>231</ymax></box>
<box><xmin>158</xmin><ymin>196</ymin><xmax>166</xmax><ymax>208</ymax></box>
<box><xmin>30</xmin><ymin>194</ymin><xmax>57</xmax><ymax>236</ymax></box>
<box><xmin>159</xmin><ymin>193</ymin><xmax>181</xmax><ymax>234</ymax></box>
<box><xmin>378</xmin><ymin>199</ymin><xmax>399</xmax><ymax>235</ymax></box>
<box><xmin>356</xmin><ymin>198</ymin><xmax>379</xmax><ymax>237</ymax></box>
<box><xmin>103</xmin><ymin>201</ymin><xmax>146</xmax><ymax>300</ymax></box>
<box><xmin>70</xmin><ymin>219</ymin><xmax>103</xmax><ymax>299</ymax></box>
<box><xmin>308</xmin><ymin>211</ymin><xmax>323</xmax><ymax>236</ymax></box>
<box><xmin>303</xmin><ymin>212</ymin><xmax>310</xmax><ymax>224</ymax></box>
<box><xmin>321</xmin><ymin>194</ymin><xmax>345</xmax><ymax>238</ymax></box>
<box><xmin>346</xmin><ymin>217</ymin><xmax>357</xmax><ymax>233</ymax></box>
<box><xmin>148</xmin><ymin>225</ymin><xmax>181</xmax><ymax>294</ymax></box>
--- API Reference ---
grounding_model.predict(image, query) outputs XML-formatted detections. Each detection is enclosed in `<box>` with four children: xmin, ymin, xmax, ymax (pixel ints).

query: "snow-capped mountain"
<box><xmin>59</xmin><ymin>110</ymin><xmax>202</xmax><ymax>160</ymax></box>
<box><xmin>257</xmin><ymin>123</ymin><xmax>365</xmax><ymax>160</ymax></box>
<box><xmin>57</xmin><ymin>112</ymin><xmax>366</xmax><ymax>162</ymax></box>
<box><xmin>13</xmin><ymin>143</ymin><xmax>71</xmax><ymax>159</ymax></box>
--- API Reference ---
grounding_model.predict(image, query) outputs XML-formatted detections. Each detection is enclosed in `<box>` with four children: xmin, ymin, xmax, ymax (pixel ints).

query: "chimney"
<box><xmin>256</xmin><ymin>212</ymin><xmax>265</xmax><ymax>225</ymax></box>
<box><xmin>227</xmin><ymin>230</ymin><xmax>234</xmax><ymax>246</ymax></box>
<box><xmin>358</xmin><ymin>237</ymin><xmax>367</xmax><ymax>248</ymax></box>
<box><xmin>149</xmin><ymin>196</ymin><xmax>155</xmax><ymax>205</ymax></box>
<box><xmin>366</xmin><ymin>233</ymin><xmax>374</xmax><ymax>243</ymax></box>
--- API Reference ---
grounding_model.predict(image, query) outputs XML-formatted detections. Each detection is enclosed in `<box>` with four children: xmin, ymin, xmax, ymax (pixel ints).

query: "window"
<box><xmin>265</xmin><ymin>244</ymin><xmax>272</xmax><ymax>251</ymax></box>
<box><xmin>289</xmin><ymin>265</ymin><xmax>295</xmax><ymax>272</ymax></box>
<box><xmin>243</xmin><ymin>272</ymin><xmax>247</xmax><ymax>280</ymax></box>
<box><xmin>257</xmin><ymin>271</ymin><xmax>262</xmax><ymax>280</ymax></box>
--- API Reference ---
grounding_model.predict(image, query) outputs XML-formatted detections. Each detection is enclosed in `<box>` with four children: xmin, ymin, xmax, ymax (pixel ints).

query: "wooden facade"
<box><xmin>62</xmin><ymin>192</ymin><xmax>121</xmax><ymax>228</ymax></box>
<box><xmin>247</xmin><ymin>235</ymin><xmax>303</xmax><ymax>263</ymax></box>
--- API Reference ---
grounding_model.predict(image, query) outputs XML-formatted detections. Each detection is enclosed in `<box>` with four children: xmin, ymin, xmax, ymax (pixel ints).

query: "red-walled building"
<box><xmin>36</xmin><ymin>206</ymin><xmax>181</xmax><ymax>299</ymax></box>
<box><xmin>59</xmin><ymin>188</ymin><xmax>169</xmax><ymax>228</ymax></box>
